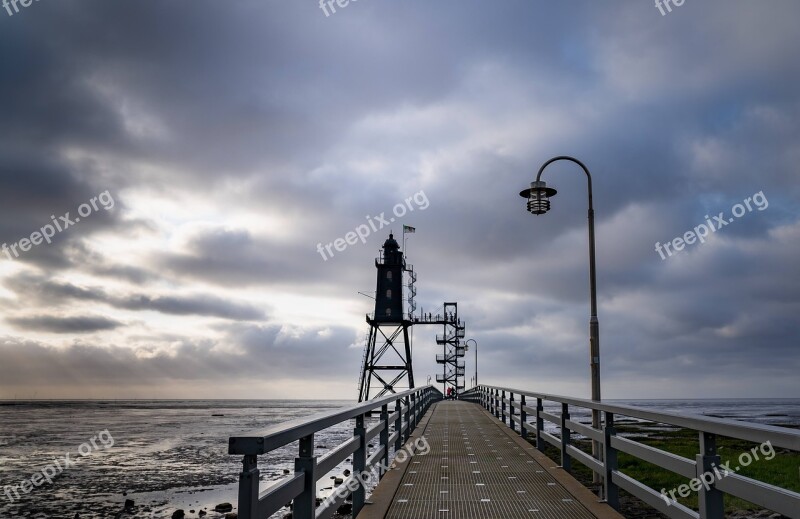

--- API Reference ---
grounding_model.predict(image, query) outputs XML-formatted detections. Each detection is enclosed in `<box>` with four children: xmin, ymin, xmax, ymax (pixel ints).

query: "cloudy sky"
<box><xmin>0</xmin><ymin>0</ymin><xmax>798</xmax><ymax>400</ymax></box>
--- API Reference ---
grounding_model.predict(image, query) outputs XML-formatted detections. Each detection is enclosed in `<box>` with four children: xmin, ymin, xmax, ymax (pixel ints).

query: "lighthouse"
<box><xmin>357</xmin><ymin>234</ymin><xmax>415</xmax><ymax>401</ymax></box>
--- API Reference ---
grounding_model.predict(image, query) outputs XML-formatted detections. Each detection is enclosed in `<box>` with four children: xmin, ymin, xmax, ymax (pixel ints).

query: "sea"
<box><xmin>0</xmin><ymin>398</ymin><xmax>798</xmax><ymax>518</ymax></box>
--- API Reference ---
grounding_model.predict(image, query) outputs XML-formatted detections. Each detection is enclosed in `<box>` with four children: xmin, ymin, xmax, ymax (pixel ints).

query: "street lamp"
<box><xmin>520</xmin><ymin>155</ymin><xmax>602</xmax><ymax>472</ymax></box>
<box><xmin>465</xmin><ymin>339</ymin><xmax>478</xmax><ymax>388</ymax></box>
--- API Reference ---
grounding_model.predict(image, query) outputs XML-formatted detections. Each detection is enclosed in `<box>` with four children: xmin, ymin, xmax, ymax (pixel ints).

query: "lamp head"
<box><xmin>519</xmin><ymin>181</ymin><xmax>557</xmax><ymax>215</ymax></box>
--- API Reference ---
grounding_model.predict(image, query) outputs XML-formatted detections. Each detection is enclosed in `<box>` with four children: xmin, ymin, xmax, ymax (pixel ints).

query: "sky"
<box><xmin>0</xmin><ymin>0</ymin><xmax>798</xmax><ymax>400</ymax></box>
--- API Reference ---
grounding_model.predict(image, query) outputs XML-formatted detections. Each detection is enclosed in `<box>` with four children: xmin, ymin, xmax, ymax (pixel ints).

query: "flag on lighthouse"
<box><xmin>403</xmin><ymin>225</ymin><xmax>416</xmax><ymax>233</ymax></box>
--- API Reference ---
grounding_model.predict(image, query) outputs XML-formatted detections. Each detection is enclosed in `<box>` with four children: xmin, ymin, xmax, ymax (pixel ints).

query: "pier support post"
<box><xmin>603</xmin><ymin>411</ymin><xmax>619</xmax><ymax>509</ymax></box>
<box><xmin>697</xmin><ymin>432</ymin><xmax>724</xmax><ymax>519</ymax></box>
<box><xmin>353</xmin><ymin>414</ymin><xmax>367</xmax><ymax>517</ymax></box>
<box><xmin>560</xmin><ymin>403</ymin><xmax>571</xmax><ymax>471</ymax></box>
<box><xmin>535</xmin><ymin>398</ymin><xmax>545</xmax><ymax>452</ymax></box>
<box><xmin>520</xmin><ymin>395</ymin><xmax>528</xmax><ymax>439</ymax></box>
<box><xmin>237</xmin><ymin>454</ymin><xmax>260</xmax><ymax>519</ymax></box>
<box><xmin>294</xmin><ymin>433</ymin><xmax>317</xmax><ymax>518</ymax></box>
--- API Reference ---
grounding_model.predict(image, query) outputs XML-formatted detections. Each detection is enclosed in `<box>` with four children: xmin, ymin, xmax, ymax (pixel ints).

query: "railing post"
<box><xmin>403</xmin><ymin>396</ymin><xmax>411</xmax><ymax>443</ymax></box>
<box><xmin>380</xmin><ymin>404</ymin><xmax>389</xmax><ymax>478</ymax></box>
<box><xmin>501</xmin><ymin>390</ymin><xmax>506</xmax><ymax>423</ymax></box>
<box><xmin>237</xmin><ymin>454</ymin><xmax>259</xmax><ymax>519</ymax></box>
<box><xmin>697</xmin><ymin>432</ymin><xmax>724</xmax><ymax>519</ymax></box>
<box><xmin>535</xmin><ymin>398</ymin><xmax>545</xmax><ymax>452</ymax></box>
<box><xmin>603</xmin><ymin>411</ymin><xmax>619</xmax><ymax>509</ymax></box>
<box><xmin>294</xmin><ymin>434</ymin><xmax>316</xmax><ymax>518</ymax></box>
<box><xmin>410</xmin><ymin>393</ymin><xmax>417</xmax><ymax>432</ymax></box>
<box><xmin>509</xmin><ymin>392</ymin><xmax>516</xmax><ymax>432</ymax></box>
<box><xmin>520</xmin><ymin>395</ymin><xmax>527</xmax><ymax>439</ymax></box>
<box><xmin>353</xmin><ymin>414</ymin><xmax>367</xmax><ymax>517</ymax></box>
<box><xmin>394</xmin><ymin>399</ymin><xmax>402</xmax><ymax>453</ymax></box>
<box><xmin>560</xmin><ymin>403</ymin><xmax>571</xmax><ymax>471</ymax></box>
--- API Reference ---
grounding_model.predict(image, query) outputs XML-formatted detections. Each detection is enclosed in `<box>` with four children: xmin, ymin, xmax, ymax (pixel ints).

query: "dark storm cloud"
<box><xmin>6</xmin><ymin>315</ymin><xmax>122</xmax><ymax>334</ymax></box>
<box><xmin>4</xmin><ymin>274</ymin><xmax>265</xmax><ymax>321</ymax></box>
<box><xmin>117</xmin><ymin>295</ymin><xmax>264</xmax><ymax>321</ymax></box>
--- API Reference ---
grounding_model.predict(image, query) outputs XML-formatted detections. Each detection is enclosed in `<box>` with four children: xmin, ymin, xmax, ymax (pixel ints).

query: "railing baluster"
<box><xmin>560</xmin><ymin>403</ymin><xmax>571</xmax><ymax>471</ymax></box>
<box><xmin>698</xmin><ymin>432</ymin><xmax>724</xmax><ymax>519</ymax></box>
<box><xmin>394</xmin><ymin>399</ymin><xmax>402</xmax><ymax>453</ymax></box>
<box><xmin>294</xmin><ymin>434</ymin><xmax>316</xmax><ymax>518</ymax></box>
<box><xmin>380</xmin><ymin>404</ymin><xmax>389</xmax><ymax>479</ymax></box>
<box><xmin>410</xmin><ymin>393</ymin><xmax>417</xmax><ymax>432</ymax></box>
<box><xmin>535</xmin><ymin>398</ymin><xmax>545</xmax><ymax>452</ymax></box>
<box><xmin>353</xmin><ymin>414</ymin><xmax>367</xmax><ymax>517</ymax></box>
<box><xmin>520</xmin><ymin>395</ymin><xmax>527</xmax><ymax>439</ymax></box>
<box><xmin>403</xmin><ymin>396</ymin><xmax>410</xmax><ymax>443</ymax></box>
<box><xmin>501</xmin><ymin>390</ymin><xmax>507</xmax><ymax>423</ymax></box>
<box><xmin>237</xmin><ymin>454</ymin><xmax>259</xmax><ymax>519</ymax></box>
<box><xmin>509</xmin><ymin>392</ymin><xmax>516</xmax><ymax>432</ymax></box>
<box><xmin>603</xmin><ymin>411</ymin><xmax>619</xmax><ymax>509</ymax></box>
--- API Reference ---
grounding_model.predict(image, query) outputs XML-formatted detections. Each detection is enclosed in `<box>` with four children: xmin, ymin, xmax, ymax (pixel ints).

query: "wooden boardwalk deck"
<box><xmin>361</xmin><ymin>400</ymin><xmax>622</xmax><ymax>519</ymax></box>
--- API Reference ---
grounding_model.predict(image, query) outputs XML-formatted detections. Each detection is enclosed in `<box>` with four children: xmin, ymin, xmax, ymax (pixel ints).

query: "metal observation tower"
<box><xmin>357</xmin><ymin>234</ymin><xmax>466</xmax><ymax>401</ymax></box>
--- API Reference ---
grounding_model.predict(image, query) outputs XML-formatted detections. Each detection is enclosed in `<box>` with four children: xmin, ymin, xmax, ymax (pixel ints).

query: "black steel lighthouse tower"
<box><xmin>357</xmin><ymin>234</ymin><xmax>415</xmax><ymax>402</ymax></box>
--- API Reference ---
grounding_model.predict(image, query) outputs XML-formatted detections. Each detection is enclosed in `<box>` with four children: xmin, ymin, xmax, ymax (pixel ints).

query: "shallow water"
<box><xmin>0</xmin><ymin>400</ymin><xmax>356</xmax><ymax>518</ymax></box>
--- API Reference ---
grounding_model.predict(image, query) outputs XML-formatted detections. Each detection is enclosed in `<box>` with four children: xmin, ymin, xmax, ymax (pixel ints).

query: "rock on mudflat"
<box><xmin>171</xmin><ymin>511</ymin><xmax>185</xmax><ymax>519</ymax></box>
<box><xmin>215</xmin><ymin>502</ymin><xmax>234</xmax><ymax>513</ymax></box>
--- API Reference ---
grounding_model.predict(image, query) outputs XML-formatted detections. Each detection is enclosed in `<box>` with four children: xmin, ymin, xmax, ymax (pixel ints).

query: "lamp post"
<box><xmin>465</xmin><ymin>339</ymin><xmax>478</xmax><ymax>388</ymax></box>
<box><xmin>519</xmin><ymin>155</ymin><xmax>602</xmax><ymax>473</ymax></box>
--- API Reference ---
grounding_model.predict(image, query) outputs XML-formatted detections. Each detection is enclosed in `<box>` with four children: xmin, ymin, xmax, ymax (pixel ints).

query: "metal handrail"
<box><xmin>467</xmin><ymin>385</ymin><xmax>800</xmax><ymax>519</ymax></box>
<box><xmin>479</xmin><ymin>385</ymin><xmax>800</xmax><ymax>450</ymax></box>
<box><xmin>230</xmin><ymin>385</ymin><xmax>442</xmax><ymax>519</ymax></box>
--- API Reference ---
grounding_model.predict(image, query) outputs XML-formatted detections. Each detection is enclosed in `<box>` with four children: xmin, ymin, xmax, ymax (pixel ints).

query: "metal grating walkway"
<box><xmin>381</xmin><ymin>401</ymin><xmax>597</xmax><ymax>519</ymax></box>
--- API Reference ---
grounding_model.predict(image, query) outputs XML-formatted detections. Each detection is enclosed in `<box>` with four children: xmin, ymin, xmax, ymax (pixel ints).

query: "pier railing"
<box><xmin>229</xmin><ymin>385</ymin><xmax>441</xmax><ymax>519</ymax></box>
<box><xmin>463</xmin><ymin>385</ymin><xmax>800</xmax><ymax>519</ymax></box>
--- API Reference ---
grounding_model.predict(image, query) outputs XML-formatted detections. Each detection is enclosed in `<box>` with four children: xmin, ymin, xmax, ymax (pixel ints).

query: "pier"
<box><xmin>360</xmin><ymin>400</ymin><xmax>620</xmax><ymax>519</ymax></box>
<box><xmin>228</xmin><ymin>385</ymin><xmax>800</xmax><ymax>519</ymax></box>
